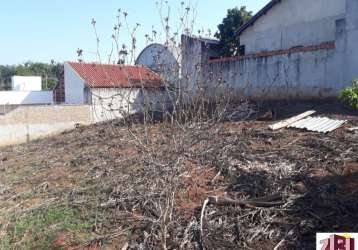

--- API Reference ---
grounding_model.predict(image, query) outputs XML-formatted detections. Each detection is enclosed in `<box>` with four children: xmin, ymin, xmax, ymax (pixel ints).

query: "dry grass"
<box><xmin>0</xmin><ymin>111</ymin><xmax>357</xmax><ymax>249</ymax></box>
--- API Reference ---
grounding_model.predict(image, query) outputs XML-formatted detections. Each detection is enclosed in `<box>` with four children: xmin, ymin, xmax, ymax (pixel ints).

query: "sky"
<box><xmin>0</xmin><ymin>0</ymin><xmax>269</xmax><ymax>65</ymax></box>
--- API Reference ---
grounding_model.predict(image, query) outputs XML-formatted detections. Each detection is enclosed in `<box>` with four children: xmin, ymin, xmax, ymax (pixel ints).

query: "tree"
<box><xmin>0</xmin><ymin>62</ymin><xmax>63</xmax><ymax>90</ymax></box>
<box><xmin>0</xmin><ymin>65</ymin><xmax>15</xmax><ymax>90</ymax></box>
<box><xmin>215</xmin><ymin>6</ymin><xmax>252</xmax><ymax>57</ymax></box>
<box><xmin>339</xmin><ymin>80</ymin><xmax>358</xmax><ymax>109</ymax></box>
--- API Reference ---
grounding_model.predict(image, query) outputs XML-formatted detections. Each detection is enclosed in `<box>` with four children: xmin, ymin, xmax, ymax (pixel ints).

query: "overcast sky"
<box><xmin>0</xmin><ymin>0</ymin><xmax>269</xmax><ymax>65</ymax></box>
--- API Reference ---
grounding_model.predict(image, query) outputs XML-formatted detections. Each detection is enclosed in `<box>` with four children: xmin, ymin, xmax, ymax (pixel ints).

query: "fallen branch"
<box><xmin>207</xmin><ymin>194</ymin><xmax>284</xmax><ymax>208</ymax></box>
<box><xmin>200</xmin><ymin>198</ymin><xmax>210</xmax><ymax>250</ymax></box>
<box><xmin>273</xmin><ymin>239</ymin><xmax>286</xmax><ymax>250</ymax></box>
<box><xmin>199</xmin><ymin>194</ymin><xmax>285</xmax><ymax>249</ymax></box>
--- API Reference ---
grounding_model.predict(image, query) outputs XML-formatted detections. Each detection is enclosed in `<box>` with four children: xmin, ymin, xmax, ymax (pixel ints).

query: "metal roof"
<box><xmin>289</xmin><ymin>117</ymin><xmax>347</xmax><ymax>133</ymax></box>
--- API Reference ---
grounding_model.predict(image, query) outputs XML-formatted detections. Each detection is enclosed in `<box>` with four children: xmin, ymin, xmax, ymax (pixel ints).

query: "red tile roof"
<box><xmin>67</xmin><ymin>62</ymin><xmax>164</xmax><ymax>88</ymax></box>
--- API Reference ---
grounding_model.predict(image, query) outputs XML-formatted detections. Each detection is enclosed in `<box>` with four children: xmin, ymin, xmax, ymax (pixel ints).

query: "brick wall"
<box><xmin>208</xmin><ymin>42</ymin><xmax>336</xmax><ymax>64</ymax></box>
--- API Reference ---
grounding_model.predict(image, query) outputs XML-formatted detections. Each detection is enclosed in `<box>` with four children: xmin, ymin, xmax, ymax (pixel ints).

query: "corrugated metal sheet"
<box><xmin>289</xmin><ymin>117</ymin><xmax>347</xmax><ymax>133</ymax></box>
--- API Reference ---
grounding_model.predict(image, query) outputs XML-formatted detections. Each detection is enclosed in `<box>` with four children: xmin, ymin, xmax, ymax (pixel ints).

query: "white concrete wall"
<box><xmin>180</xmin><ymin>35</ymin><xmax>225</xmax><ymax>104</ymax></box>
<box><xmin>11</xmin><ymin>76</ymin><xmax>42</xmax><ymax>91</ymax></box>
<box><xmin>91</xmin><ymin>88</ymin><xmax>141</xmax><ymax>122</ymax></box>
<box><xmin>0</xmin><ymin>123</ymin><xmax>81</xmax><ymax>146</ymax></box>
<box><xmin>181</xmin><ymin>36</ymin><xmax>203</xmax><ymax>90</ymax></box>
<box><xmin>90</xmin><ymin>88</ymin><xmax>167</xmax><ymax>122</ymax></box>
<box><xmin>0</xmin><ymin>91</ymin><xmax>53</xmax><ymax>105</ymax></box>
<box><xmin>206</xmin><ymin>47</ymin><xmax>343</xmax><ymax>100</ymax></box>
<box><xmin>0</xmin><ymin>105</ymin><xmax>92</xmax><ymax>147</ymax></box>
<box><xmin>240</xmin><ymin>0</ymin><xmax>346</xmax><ymax>53</ymax></box>
<box><xmin>0</xmin><ymin>91</ymin><xmax>169</xmax><ymax>147</ymax></box>
<box><xmin>344</xmin><ymin>0</ymin><xmax>358</xmax><ymax>83</ymax></box>
<box><xmin>138</xmin><ymin>88</ymin><xmax>170</xmax><ymax>113</ymax></box>
<box><xmin>64</xmin><ymin>63</ymin><xmax>85</xmax><ymax>104</ymax></box>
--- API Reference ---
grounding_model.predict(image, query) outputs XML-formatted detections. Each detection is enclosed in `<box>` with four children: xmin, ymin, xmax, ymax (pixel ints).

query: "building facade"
<box><xmin>64</xmin><ymin>62</ymin><xmax>167</xmax><ymax>121</ymax></box>
<box><xmin>181</xmin><ymin>0</ymin><xmax>358</xmax><ymax>100</ymax></box>
<box><xmin>238</xmin><ymin>0</ymin><xmax>346</xmax><ymax>54</ymax></box>
<box><xmin>0</xmin><ymin>75</ymin><xmax>53</xmax><ymax>105</ymax></box>
<box><xmin>11</xmin><ymin>76</ymin><xmax>42</xmax><ymax>91</ymax></box>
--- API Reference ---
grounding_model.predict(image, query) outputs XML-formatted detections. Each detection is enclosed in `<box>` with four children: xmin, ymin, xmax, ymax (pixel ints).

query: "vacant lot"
<box><xmin>0</xmin><ymin>104</ymin><xmax>357</xmax><ymax>249</ymax></box>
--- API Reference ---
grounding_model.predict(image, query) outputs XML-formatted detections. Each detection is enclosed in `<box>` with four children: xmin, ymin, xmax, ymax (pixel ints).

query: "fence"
<box><xmin>0</xmin><ymin>91</ymin><xmax>53</xmax><ymax>105</ymax></box>
<box><xmin>203</xmin><ymin>41</ymin><xmax>344</xmax><ymax>100</ymax></box>
<box><xmin>0</xmin><ymin>105</ymin><xmax>92</xmax><ymax>147</ymax></box>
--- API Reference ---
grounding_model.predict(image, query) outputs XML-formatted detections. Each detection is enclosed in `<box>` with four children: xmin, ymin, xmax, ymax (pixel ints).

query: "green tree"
<box><xmin>0</xmin><ymin>62</ymin><xmax>63</xmax><ymax>90</ymax></box>
<box><xmin>0</xmin><ymin>65</ymin><xmax>15</xmax><ymax>90</ymax></box>
<box><xmin>339</xmin><ymin>80</ymin><xmax>358</xmax><ymax>109</ymax></box>
<box><xmin>215</xmin><ymin>6</ymin><xmax>252</xmax><ymax>57</ymax></box>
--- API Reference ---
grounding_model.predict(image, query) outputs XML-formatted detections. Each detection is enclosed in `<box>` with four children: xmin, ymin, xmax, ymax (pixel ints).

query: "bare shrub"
<box><xmin>76</xmin><ymin>1</ymin><xmax>255</xmax><ymax>249</ymax></box>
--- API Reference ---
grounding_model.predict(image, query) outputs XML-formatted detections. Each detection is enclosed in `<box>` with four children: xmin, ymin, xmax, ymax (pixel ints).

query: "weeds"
<box><xmin>0</xmin><ymin>205</ymin><xmax>91</xmax><ymax>250</ymax></box>
<box><xmin>339</xmin><ymin>80</ymin><xmax>358</xmax><ymax>109</ymax></box>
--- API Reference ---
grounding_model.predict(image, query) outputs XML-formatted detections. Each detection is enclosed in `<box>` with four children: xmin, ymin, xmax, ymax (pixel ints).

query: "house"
<box><xmin>64</xmin><ymin>62</ymin><xmax>167</xmax><ymax>121</ymax></box>
<box><xmin>180</xmin><ymin>0</ymin><xmax>358</xmax><ymax>100</ymax></box>
<box><xmin>237</xmin><ymin>0</ymin><xmax>346</xmax><ymax>55</ymax></box>
<box><xmin>0</xmin><ymin>76</ymin><xmax>53</xmax><ymax>105</ymax></box>
<box><xmin>11</xmin><ymin>76</ymin><xmax>42</xmax><ymax>91</ymax></box>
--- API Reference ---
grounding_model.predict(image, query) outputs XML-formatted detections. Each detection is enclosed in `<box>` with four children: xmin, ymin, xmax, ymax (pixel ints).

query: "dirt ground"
<box><xmin>0</xmin><ymin>102</ymin><xmax>357</xmax><ymax>249</ymax></box>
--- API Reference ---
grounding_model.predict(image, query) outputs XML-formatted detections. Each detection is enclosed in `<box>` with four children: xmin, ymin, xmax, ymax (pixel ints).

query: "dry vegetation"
<box><xmin>0</xmin><ymin>103</ymin><xmax>357</xmax><ymax>250</ymax></box>
<box><xmin>1</xmin><ymin>1</ymin><xmax>358</xmax><ymax>249</ymax></box>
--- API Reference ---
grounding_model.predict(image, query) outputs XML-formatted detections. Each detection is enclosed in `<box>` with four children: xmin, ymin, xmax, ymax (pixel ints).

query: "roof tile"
<box><xmin>67</xmin><ymin>62</ymin><xmax>164</xmax><ymax>88</ymax></box>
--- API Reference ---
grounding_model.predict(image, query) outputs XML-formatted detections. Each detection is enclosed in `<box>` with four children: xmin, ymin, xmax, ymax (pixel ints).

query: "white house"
<box><xmin>187</xmin><ymin>0</ymin><xmax>358</xmax><ymax>100</ymax></box>
<box><xmin>0</xmin><ymin>76</ymin><xmax>53</xmax><ymax>105</ymax></box>
<box><xmin>11</xmin><ymin>76</ymin><xmax>42</xmax><ymax>91</ymax></box>
<box><xmin>64</xmin><ymin>62</ymin><xmax>167</xmax><ymax>121</ymax></box>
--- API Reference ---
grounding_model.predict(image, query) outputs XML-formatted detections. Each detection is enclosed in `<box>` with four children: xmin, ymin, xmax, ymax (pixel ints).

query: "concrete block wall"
<box><xmin>205</xmin><ymin>45</ymin><xmax>340</xmax><ymax>100</ymax></box>
<box><xmin>0</xmin><ymin>105</ymin><xmax>92</xmax><ymax>147</ymax></box>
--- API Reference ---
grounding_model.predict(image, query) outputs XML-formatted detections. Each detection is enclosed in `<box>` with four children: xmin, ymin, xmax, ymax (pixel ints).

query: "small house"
<box><xmin>0</xmin><ymin>76</ymin><xmax>53</xmax><ymax>105</ymax></box>
<box><xmin>64</xmin><ymin>62</ymin><xmax>167</xmax><ymax>121</ymax></box>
